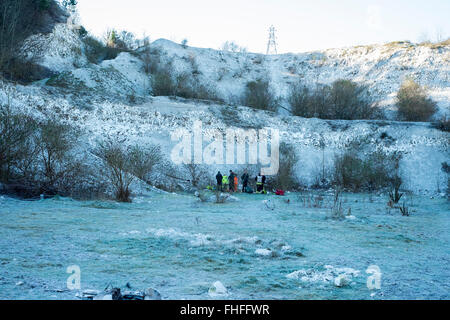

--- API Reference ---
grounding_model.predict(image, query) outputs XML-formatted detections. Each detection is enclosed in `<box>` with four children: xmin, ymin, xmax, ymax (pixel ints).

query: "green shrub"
<box><xmin>396</xmin><ymin>79</ymin><xmax>437</xmax><ymax>121</ymax></box>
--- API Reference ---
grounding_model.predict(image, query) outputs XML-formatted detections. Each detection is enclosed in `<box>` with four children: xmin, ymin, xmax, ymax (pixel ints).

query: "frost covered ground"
<box><xmin>0</xmin><ymin>192</ymin><xmax>448</xmax><ymax>300</ymax></box>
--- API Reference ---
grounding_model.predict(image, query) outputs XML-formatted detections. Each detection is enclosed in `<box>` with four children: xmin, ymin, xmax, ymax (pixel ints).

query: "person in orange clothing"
<box><xmin>233</xmin><ymin>174</ymin><xmax>238</xmax><ymax>193</ymax></box>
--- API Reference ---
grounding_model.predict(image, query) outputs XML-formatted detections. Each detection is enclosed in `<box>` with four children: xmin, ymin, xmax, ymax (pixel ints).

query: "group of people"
<box><xmin>215</xmin><ymin>170</ymin><xmax>267</xmax><ymax>194</ymax></box>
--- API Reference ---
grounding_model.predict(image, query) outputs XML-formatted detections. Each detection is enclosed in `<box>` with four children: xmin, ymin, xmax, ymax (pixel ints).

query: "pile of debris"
<box><xmin>77</xmin><ymin>283</ymin><xmax>161</xmax><ymax>300</ymax></box>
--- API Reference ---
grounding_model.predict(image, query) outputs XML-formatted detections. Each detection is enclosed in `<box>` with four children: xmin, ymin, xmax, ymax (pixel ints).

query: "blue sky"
<box><xmin>76</xmin><ymin>0</ymin><xmax>450</xmax><ymax>53</ymax></box>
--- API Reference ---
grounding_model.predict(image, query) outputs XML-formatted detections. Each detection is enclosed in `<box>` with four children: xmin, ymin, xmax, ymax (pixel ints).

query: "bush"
<box><xmin>34</xmin><ymin>121</ymin><xmax>83</xmax><ymax>194</ymax></box>
<box><xmin>95</xmin><ymin>140</ymin><xmax>135</xmax><ymax>202</ymax></box>
<box><xmin>151</xmin><ymin>66</ymin><xmax>177</xmax><ymax>96</ymax></box>
<box><xmin>289</xmin><ymin>79</ymin><xmax>381</xmax><ymax>120</ymax></box>
<box><xmin>289</xmin><ymin>83</ymin><xmax>330</xmax><ymax>118</ymax></box>
<box><xmin>334</xmin><ymin>145</ymin><xmax>402</xmax><ymax>192</ymax></box>
<box><xmin>0</xmin><ymin>105</ymin><xmax>91</xmax><ymax>198</ymax></box>
<box><xmin>396</xmin><ymin>79</ymin><xmax>437</xmax><ymax>121</ymax></box>
<box><xmin>175</xmin><ymin>72</ymin><xmax>220</xmax><ymax>101</ymax></box>
<box><xmin>151</xmin><ymin>67</ymin><xmax>221</xmax><ymax>102</ymax></box>
<box><xmin>329</xmin><ymin>80</ymin><xmax>378</xmax><ymax>120</ymax></box>
<box><xmin>83</xmin><ymin>35</ymin><xmax>123</xmax><ymax>64</ymax></box>
<box><xmin>183</xmin><ymin>164</ymin><xmax>209</xmax><ymax>188</ymax></box>
<box><xmin>243</xmin><ymin>79</ymin><xmax>277</xmax><ymax>111</ymax></box>
<box><xmin>128</xmin><ymin>144</ymin><xmax>162</xmax><ymax>183</ymax></box>
<box><xmin>0</xmin><ymin>104</ymin><xmax>38</xmax><ymax>184</ymax></box>
<box><xmin>95</xmin><ymin>141</ymin><xmax>162</xmax><ymax>202</ymax></box>
<box><xmin>1</xmin><ymin>58</ymin><xmax>54</xmax><ymax>84</ymax></box>
<box><xmin>432</xmin><ymin>116</ymin><xmax>450</xmax><ymax>132</ymax></box>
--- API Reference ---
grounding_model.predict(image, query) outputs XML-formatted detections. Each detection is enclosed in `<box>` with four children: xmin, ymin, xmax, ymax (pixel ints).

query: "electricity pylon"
<box><xmin>266</xmin><ymin>25</ymin><xmax>278</xmax><ymax>55</ymax></box>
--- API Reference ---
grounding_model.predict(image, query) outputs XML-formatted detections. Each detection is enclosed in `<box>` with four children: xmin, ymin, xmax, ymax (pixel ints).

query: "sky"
<box><xmin>76</xmin><ymin>0</ymin><xmax>450</xmax><ymax>53</ymax></box>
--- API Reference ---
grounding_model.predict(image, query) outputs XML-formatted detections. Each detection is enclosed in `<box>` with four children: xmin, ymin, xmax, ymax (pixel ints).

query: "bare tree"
<box><xmin>128</xmin><ymin>144</ymin><xmax>162</xmax><ymax>183</ymax></box>
<box><xmin>95</xmin><ymin>140</ymin><xmax>135</xmax><ymax>202</ymax></box>
<box><xmin>183</xmin><ymin>163</ymin><xmax>208</xmax><ymax>188</ymax></box>
<box><xmin>35</xmin><ymin>120</ymin><xmax>79</xmax><ymax>193</ymax></box>
<box><xmin>0</xmin><ymin>103</ymin><xmax>38</xmax><ymax>183</ymax></box>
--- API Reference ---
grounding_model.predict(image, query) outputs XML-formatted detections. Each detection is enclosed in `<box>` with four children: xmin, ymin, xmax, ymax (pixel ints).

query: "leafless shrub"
<box><xmin>289</xmin><ymin>80</ymin><xmax>382</xmax><ymax>120</ymax></box>
<box><xmin>0</xmin><ymin>104</ymin><xmax>38</xmax><ymax>184</ymax></box>
<box><xmin>83</xmin><ymin>35</ymin><xmax>125</xmax><ymax>64</ymax></box>
<box><xmin>35</xmin><ymin>120</ymin><xmax>83</xmax><ymax>194</ymax></box>
<box><xmin>396</xmin><ymin>78</ymin><xmax>437</xmax><ymax>121</ymax></box>
<box><xmin>221</xmin><ymin>41</ymin><xmax>246</xmax><ymax>53</ymax></box>
<box><xmin>95</xmin><ymin>140</ymin><xmax>135</xmax><ymax>202</ymax></box>
<box><xmin>399</xmin><ymin>202</ymin><xmax>410</xmax><ymax>216</ymax></box>
<box><xmin>139</xmin><ymin>40</ymin><xmax>162</xmax><ymax>75</ymax></box>
<box><xmin>432</xmin><ymin>116</ymin><xmax>450</xmax><ymax>132</ymax></box>
<box><xmin>174</xmin><ymin>72</ymin><xmax>220</xmax><ymax>101</ymax></box>
<box><xmin>388</xmin><ymin>177</ymin><xmax>403</xmax><ymax>204</ymax></box>
<box><xmin>334</xmin><ymin>141</ymin><xmax>402</xmax><ymax>192</ymax></box>
<box><xmin>183</xmin><ymin>163</ymin><xmax>209</xmax><ymax>188</ymax></box>
<box><xmin>1</xmin><ymin>105</ymin><xmax>93</xmax><ymax>198</ymax></box>
<box><xmin>151</xmin><ymin>65</ymin><xmax>177</xmax><ymax>96</ymax></box>
<box><xmin>128</xmin><ymin>144</ymin><xmax>162</xmax><ymax>184</ymax></box>
<box><xmin>243</xmin><ymin>79</ymin><xmax>277</xmax><ymax>112</ymax></box>
<box><xmin>330</xmin><ymin>188</ymin><xmax>345</xmax><ymax>219</ymax></box>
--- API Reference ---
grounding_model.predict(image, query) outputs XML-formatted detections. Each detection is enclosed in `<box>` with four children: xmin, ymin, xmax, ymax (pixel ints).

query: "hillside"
<box><xmin>1</xmin><ymin>22</ymin><xmax>449</xmax><ymax>195</ymax></box>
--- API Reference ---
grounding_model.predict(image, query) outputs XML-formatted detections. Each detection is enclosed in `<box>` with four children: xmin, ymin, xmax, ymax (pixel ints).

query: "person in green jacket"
<box><xmin>222</xmin><ymin>174</ymin><xmax>229</xmax><ymax>192</ymax></box>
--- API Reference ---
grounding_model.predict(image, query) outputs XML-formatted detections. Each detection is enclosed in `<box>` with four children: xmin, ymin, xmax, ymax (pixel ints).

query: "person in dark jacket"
<box><xmin>229</xmin><ymin>170</ymin><xmax>236</xmax><ymax>192</ymax></box>
<box><xmin>241</xmin><ymin>169</ymin><xmax>249</xmax><ymax>192</ymax></box>
<box><xmin>216</xmin><ymin>171</ymin><xmax>223</xmax><ymax>191</ymax></box>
